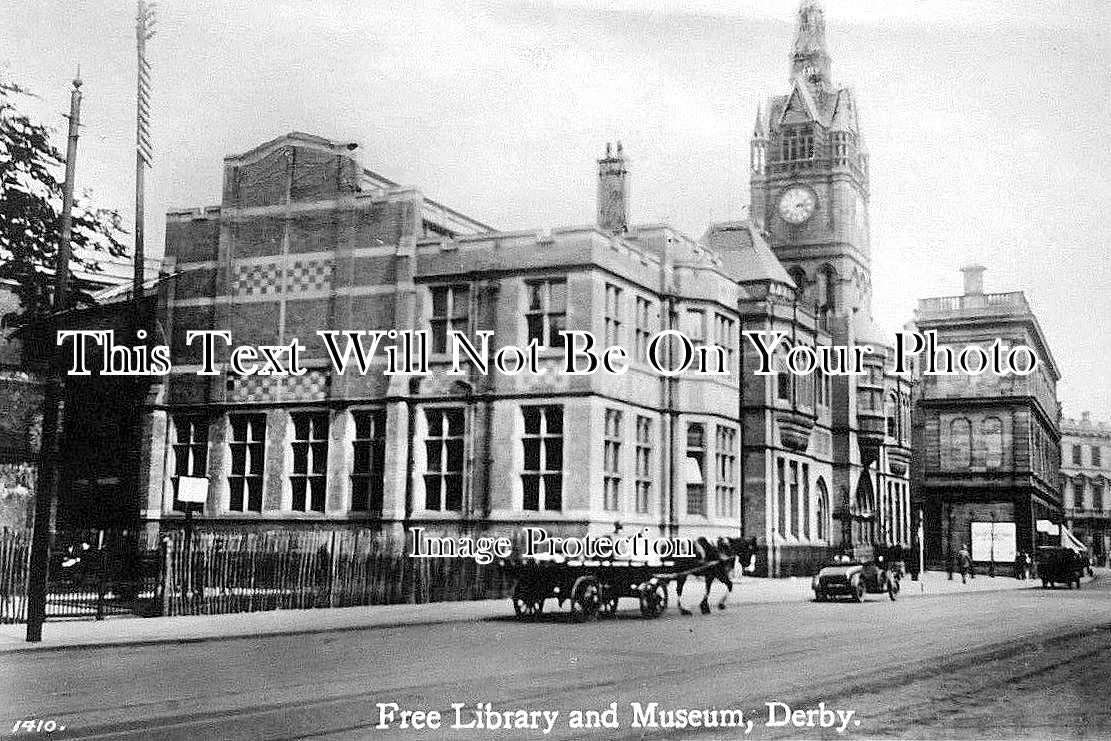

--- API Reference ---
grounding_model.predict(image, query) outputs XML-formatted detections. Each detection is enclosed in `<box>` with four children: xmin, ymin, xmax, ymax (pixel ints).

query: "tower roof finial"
<box><xmin>792</xmin><ymin>0</ymin><xmax>831</xmax><ymax>86</ymax></box>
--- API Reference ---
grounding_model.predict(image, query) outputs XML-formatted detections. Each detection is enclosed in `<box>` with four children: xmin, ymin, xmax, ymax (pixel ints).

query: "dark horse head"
<box><xmin>676</xmin><ymin>536</ymin><xmax>759</xmax><ymax>615</ymax></box>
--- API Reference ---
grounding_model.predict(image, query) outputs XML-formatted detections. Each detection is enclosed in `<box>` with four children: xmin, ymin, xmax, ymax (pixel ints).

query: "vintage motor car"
<box><xmin>1035</xmin><ymin>546</ymin><xmax>1085</xmax><ymax>590</ymax></box>
<box><xmin>812</xmin><ymin>556</ymin><xmax>900</xmax><ymax>602</ymax></box>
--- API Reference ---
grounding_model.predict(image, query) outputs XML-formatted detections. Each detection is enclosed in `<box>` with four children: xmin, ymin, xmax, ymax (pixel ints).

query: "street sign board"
<box><xmin>1036</xmin><ymin>519</ymin><xmax>1060</xmax><ymax>536</ymax></box>
<box><xmin>970</xmin><ymin>521</ymin><xmax>1016</xmax><ymax>562</ymax></box>
<box><xmin>177</xmin><ymin>476</ymin><xmax>209</xmax><ymax>504</ymax></box>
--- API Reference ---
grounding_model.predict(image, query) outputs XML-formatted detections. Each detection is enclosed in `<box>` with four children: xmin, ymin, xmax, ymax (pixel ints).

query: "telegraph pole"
<box><xmin>134</xmin><ymin>0</ymin><xmax>155</xmax><ymax>301</ymax></box>
<box><xmin>26</xmin><ymin>73</ymin><xmax>83</xmax><ymax>642</ymax></box>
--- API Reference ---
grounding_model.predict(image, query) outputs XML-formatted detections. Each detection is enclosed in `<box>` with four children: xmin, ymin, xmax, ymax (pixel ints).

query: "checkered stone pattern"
<box><xmin>283</xmin><ymin>369</ymin><xmax>330</xmax><ymax>401</ymax></box>
<box><xmin>234</xmin><ymin>262</ymin><xmax>283</xmax><ymax>297</ymax></box>
<box><xmin>227</xmin><ymin>372</ymin><xmax>280</xmax><ymax>403</ymax></box>
<box><xmin>286</xmin><ymin>257</ymin><xmax>332</xmax><ymax>294</ymax></box>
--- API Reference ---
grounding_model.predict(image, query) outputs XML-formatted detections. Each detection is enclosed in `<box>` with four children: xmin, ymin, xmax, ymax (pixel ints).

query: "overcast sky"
<box><xmin>4</xmin><ymin>0</ymin><xmax>1110</xmax><ymax>419</ymax></box>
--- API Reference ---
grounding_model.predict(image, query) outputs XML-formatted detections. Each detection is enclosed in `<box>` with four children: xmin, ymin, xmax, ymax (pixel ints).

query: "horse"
<box><xmin>674</xmin><ymin>536</ymin><xmax>758</xmax><ymax>615</ymax></box>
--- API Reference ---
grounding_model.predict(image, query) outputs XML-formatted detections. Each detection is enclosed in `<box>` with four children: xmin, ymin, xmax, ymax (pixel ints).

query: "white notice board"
<box><xmin>177</xmin><ymin>476</ymin><xmax>209</xmax><ymax>504</ymax></box>
<box><xmin>970</xmin><ymin>521</ymin><xmax>1016</xmax><ymax>562</ymax></box>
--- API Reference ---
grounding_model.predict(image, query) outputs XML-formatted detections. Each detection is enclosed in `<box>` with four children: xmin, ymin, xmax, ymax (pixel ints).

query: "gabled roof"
<box><xmin>778</xmin><ymin>77</ymin><xmax>823</xmax><ymax>126</ymax></box>
<box><xmin>701</xmin><ymin>220</ymin><xmax>794</xmax><ymax>287</ymax></box>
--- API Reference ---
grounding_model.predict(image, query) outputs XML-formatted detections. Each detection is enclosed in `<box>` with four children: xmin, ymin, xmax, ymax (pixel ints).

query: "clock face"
<box><xmin>778</xmin><ymin>186</ymin><xmax>816</xmax><ymax>224</ymax></box>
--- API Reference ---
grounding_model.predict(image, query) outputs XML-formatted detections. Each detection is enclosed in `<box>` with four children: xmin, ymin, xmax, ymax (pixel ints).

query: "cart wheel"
<box><xmin>639</xmin><ymin>581</ymin><xmax>668</xmax><ymax>618</ymax></box>
<box><xmin>853</xmin><ymin>580</ymin><xmax>866</xmax><ymax>603</ymax></box>
<box><xmin>511</xmin><ymin>584</ymin><xmax>545</xmax><ymax>620</ymax></box>
<box><xmin>570</xmin><ymin>576</ymin><xmax>601</xmax><ymax>622</ymax></box>
<box><xmin>888</xmin><ymin>574</ymin><xmax>900</xmax><ymax>601</ymax></box>
<box><xmin>595</xmin><ymin>586</ymin><xmax>622</xmax><ymax>617</ymax></box>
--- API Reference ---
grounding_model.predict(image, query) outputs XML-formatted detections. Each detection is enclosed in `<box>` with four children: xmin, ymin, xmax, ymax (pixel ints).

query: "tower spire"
<box><xmin>791</xmin><ymin>0</ymin><xmax>831</xmax><ymax>88</ymax></box>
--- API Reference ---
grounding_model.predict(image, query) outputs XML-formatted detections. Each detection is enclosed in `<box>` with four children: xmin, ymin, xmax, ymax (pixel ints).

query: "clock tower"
<box><xmin>750</xmin><ymin>0</ymin><xmax>872</xmax><ymax>333</ymax></box>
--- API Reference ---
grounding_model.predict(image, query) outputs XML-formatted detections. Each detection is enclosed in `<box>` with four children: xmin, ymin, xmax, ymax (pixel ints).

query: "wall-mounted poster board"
<box><xmin>970</xmin><ymin>521</ymin><xmax>1016</xmax><ymax>562</ymax></box>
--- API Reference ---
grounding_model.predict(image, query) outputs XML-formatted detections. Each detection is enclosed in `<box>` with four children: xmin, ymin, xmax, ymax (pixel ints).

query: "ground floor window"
<box><xmin>171</xmin><ymin>416</ymin><xmax>208</xmax><ymax>511</ymax></box>
<box><xmin>228</xmin><ymin>414</ymin><xmax>266</xmax><ymax>513</ymax></box>
<box><xmin>522</xmin><ymin>405</ymin><xmax>563</xmax><ymax>511</ymax></box>
<box><xmin>351</xmin><ymin>409</ymin><xmax>386</xmax><ymax>513</ymax></box>
<box><xmin>424</xmin><ymin>407</ymin><xmax>465</xmax><ymax>511</ymax></box>
<box><xmin>291</xmin><ymin>412</ymin><xmax>329</xmax><ymax>512</ymax></box>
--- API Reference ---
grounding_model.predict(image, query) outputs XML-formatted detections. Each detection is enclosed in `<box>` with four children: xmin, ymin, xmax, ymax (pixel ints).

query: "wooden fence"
<box><xmin>0</xmin><ymin>528</ymin><xmax>30</xmax><ymax>623</ymax></box>
<box><xmin>158</xmin><ymin>529</ymin><xmax>512</xmax><ymax>617</ymax></box>
<box><xmin>0</xmin><ymin>527</ymin><xmax>513</xmax><ymax>623</ymax></box>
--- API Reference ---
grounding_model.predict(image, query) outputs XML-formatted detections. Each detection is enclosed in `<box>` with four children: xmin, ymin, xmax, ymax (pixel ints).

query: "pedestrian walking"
<box><xmin>958</xmin><ymin>545</ymin><xmax>973</xmax><ymax>584</ymax></box>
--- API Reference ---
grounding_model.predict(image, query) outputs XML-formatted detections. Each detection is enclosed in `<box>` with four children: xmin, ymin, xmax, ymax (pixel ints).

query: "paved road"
<box><xmin>2</xmin><ymin>578</ymin><xmax>1108</xmax><ymax>740</ymax></box>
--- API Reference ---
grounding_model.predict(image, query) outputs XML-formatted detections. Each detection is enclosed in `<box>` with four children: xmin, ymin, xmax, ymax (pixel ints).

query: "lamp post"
<box><xmin>989</xmin><ymin>511</ymin><xmax>996</xmax><ymax>578</ymax></box>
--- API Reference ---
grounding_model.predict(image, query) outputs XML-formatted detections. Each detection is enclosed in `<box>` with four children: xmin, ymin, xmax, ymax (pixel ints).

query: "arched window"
<box><xmin>949</xmin><ymin>418</ymin><xmax>972</xmax><ymax>468</ymax></box>
<box><xmin>775</xmin><ymin>352</ymin><xmax>792</xmax><ymax>402</ymax></box>
<box><xmin>816</xmin><ymin>478</ymin><xmax>830</xmax><ymax>541</ymax></box>
<box><xmin>983</xmin><ymin>417</ymin><xmax>1003</xmax><ymax>469</ymax></box>
<box><xmin>817</xmin><ymin>265</ymin><xmax>837</xmax><ymax>318</ymax></box>
<box><xmin>885</xmin><ymin>393</ymin><xmax>897</xmax><ymax>438</ymax></box>
<box><xmin>788</xmin><ymin>266</ymin><xmax>807</xmax><ymax>303</ymax></box>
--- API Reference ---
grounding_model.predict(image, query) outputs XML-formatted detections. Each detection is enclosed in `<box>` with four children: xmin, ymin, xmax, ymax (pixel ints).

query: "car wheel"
<box><xmin>813</xmin><ymin>590</ymin><xmax>826</xmax><ymax>602</ymax></box>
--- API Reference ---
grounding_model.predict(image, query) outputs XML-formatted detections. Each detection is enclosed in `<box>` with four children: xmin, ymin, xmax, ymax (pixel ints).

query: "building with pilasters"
<box><xmin>1061</xmin><ymin>412</ymin><xmax>1111</xmax><ymax>566</ymax></box>
<box><xmin>911</xmin><ymin>267</ymin><xmax>1062</xmax><ymax>568</ymax></box>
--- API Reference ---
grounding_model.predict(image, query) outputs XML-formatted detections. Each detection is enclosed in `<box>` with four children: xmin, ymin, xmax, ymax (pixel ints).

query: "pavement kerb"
<box><xmin>0</xmin><ymin>570</ymin><xmax>1093</xmax><ymax>656</ymax></box>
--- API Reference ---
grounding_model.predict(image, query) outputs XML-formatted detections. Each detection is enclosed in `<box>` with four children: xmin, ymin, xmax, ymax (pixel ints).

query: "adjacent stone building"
<box><xmin>1061</xmin><ymin>412</ymin><xmax>1111</xmax><ymax>566</ymax></box>
<box><xmin>911</xmin><ymin>266</ymin><xmax>1062</xmax><ymax>568</ymax></box>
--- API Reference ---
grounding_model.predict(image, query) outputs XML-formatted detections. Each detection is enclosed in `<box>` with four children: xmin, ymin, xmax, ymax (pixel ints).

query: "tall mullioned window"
<box><xmin>713</xmin><ymin>313</ymin><xmax>735</xmax><ymax>373</ymax></box>
<box><xmin>430</xmin><ymin>285</ymin><xmax>469</xmax><ymax>354</ymax></box>
<box><xmin>816</xmin><ymin>478</ymin><xmax>830</xmax><ymax>541</ymax></box>
<box><xmin>350</xmin><ymin>410</ymin><xmax>386</xmax><ymax>513</ymax></box>
<box><xmin>1093</xmin><ymin>446</ymin><xmax>1102</xmax><ymax>468</ymax></box>
<box><xmin>634</xmin><ymin>297</ymin><xmax>653</xmax><ymax>361</ymax></box>
<box><xmin>685</xmin><ymin>309</ymin><xmax>706</xmax><ymax>344</ymax></box>
<box><xmin>685</xmin><ymin>423</ymin><xmax>706</xmax><ymax>516</ymax></box>
<box><xmin>950</xmin><ymin>418</ymin><xmax>972</xmax><ymax>469</ymax></box>
<box><xmin>776</xmin><ymin>457</ymin><xmax>787</xmax><ymax>537</ymax></box>
<box><xmin>715</xmin><ymin>426</ymin><xmax>737</xmax><ymax>518</ymax></box>
<box><xmin>291</xmin><ymin>412</ymin><xmax>329</xmax><ymax>512</ymax></box>
<box><xmin>1093</xmin><ymin>484</ymin><xmax>1104</xmax><ymax>511</ymax></box>
<box><xmin>604</xmin><ymin>283</ymin><xmax>622</xmax><ymax>347</ymax></box>
<box><xmin>603</xmin><ymin>409</ymin><xmax>622</xmax><ymax>511</ymax></box>
<box><xmin>522</xmin><ymin>405</ymin><xmax>563</xmax><ymax>511</ymax></box>
<box><xmin>802</xmin><ymin>463</ymin><xmax>811</xmax><ymax>539</ymax></box>
<box><xmin>526</xmin><ymin>279</ymin><xmax>567</xmax><ymax>349</ymax></box>
<box><xmin>781</xmin><ymin>127</ymin><xmax>815</xmax><ymax>161</ymax></box>
<box><xmin>1073</xmin><ymin>482</ymin><xmax>1085</xmax><ymax>509</ymax></box>
<box><xmin>635</xmin><ymin>416</ymin><xmax>652</xmax><ymax>514</ymax></box>
<box><xmin>228</xmin><ymin>414</ymin><xmax>266</xmax><ymax>513</ymax></box>
<box><xmin>171</xmin><ymin>416</ymin><xmax>208</xmax><ymax>511</ymax></box>
<box><xmin>1072</xmin><ymin>445</ymin><xmax>1082</xmax><ymax>465</ymax></box>
<box><xmin>788</xmin><ymin>461</ymin><xmax>800</xmax><ymax>537</ymax></box>
<box><xmin>424</xmin><ymin>408</ymin><xmax>464</xmax><ymax>511</ymax></box>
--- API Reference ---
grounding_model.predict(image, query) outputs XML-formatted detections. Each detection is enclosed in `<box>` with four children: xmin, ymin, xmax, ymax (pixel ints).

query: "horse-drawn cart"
<box><xmin>502</xmin><ymin>557</ymin><xmax>674</xmax><ymax>621</ymax></box>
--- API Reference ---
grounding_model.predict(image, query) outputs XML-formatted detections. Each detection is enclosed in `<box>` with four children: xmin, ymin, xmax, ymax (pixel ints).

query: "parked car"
<box><xmin>813</xmin><ymin>555</ymin><xmax>900</xmax><ymax>602</ymax></box>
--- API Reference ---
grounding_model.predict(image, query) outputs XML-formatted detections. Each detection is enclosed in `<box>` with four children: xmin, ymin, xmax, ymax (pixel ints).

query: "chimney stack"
<box><xmin>597</xmin><ymin>141</ymin><xmax>628</xmax><ymax>234</ymax></box>
<box><xmin>961</xmin><ymin>264</ymin><xmax>985</xmax><ymax>296</ymax></box>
